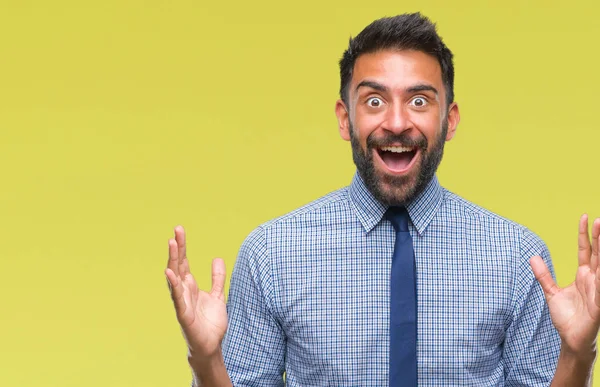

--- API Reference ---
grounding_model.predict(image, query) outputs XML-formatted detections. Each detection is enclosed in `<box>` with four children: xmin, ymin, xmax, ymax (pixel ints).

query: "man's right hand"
<box><xmin>165</xmin><ymin>225</ymin><xmax>228</xmax><ymax>360</ymax></box>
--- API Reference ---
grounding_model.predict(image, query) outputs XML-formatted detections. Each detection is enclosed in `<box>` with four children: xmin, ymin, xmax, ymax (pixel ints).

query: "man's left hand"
<box><xmin>530</xmin><ymin>214</ymin><xmax>600</xmax><ymax>356</ymax></box>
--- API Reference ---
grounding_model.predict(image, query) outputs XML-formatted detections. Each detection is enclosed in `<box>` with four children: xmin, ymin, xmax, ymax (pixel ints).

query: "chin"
<box><xmin>376</xmin><ymin>174</ymin><xmax>418</xmax><ymax>207</ymax></box>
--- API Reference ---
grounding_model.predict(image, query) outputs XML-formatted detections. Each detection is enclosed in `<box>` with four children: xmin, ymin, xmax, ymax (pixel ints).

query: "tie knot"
<box><xmin>385</xmin><ymin>206</ymin><xmax>409</xmax><ymax>232</ymax></box>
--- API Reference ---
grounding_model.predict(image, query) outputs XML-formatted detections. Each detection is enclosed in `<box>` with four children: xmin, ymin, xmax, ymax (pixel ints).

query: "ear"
<box><xmin>335</xmin><ymin>99</ymin><xmax>351</xmax><ymax>142</ymax></box>
<box><xmin>445</xmin><ymin>102</ymin><xmax>460</xmax><ymax>141</ymax></box>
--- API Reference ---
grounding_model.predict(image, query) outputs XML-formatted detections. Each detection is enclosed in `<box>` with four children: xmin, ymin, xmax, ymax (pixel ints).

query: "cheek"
<box><xmin>412</xmin><ymin>113</ymin><xmax>442</xmax><ymax>142</ymax></box>
<box><xmin>353</xmin><ymin>116</ymin><xmax>382</xmax><ymax>144</ymax></box>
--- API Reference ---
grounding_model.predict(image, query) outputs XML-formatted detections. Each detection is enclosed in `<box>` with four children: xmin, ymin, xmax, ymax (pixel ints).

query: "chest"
<box><xmin>270</xmin><ymin>226</ymin><xmax>514</xmax><ymax>384</ymax></box>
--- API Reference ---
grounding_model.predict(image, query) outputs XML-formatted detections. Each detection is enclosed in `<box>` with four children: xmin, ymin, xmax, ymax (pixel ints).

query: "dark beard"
<box><xmin>350</xmin><ymin>120</ymin><xmax>448</xmax><ymax>207</ymax></box>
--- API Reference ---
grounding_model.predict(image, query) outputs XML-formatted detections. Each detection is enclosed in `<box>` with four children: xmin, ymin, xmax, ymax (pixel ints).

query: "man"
<box><xmin>166</xmin><ymin>13</ymin><xmax>600</xmax><ymax>386</ymax></box>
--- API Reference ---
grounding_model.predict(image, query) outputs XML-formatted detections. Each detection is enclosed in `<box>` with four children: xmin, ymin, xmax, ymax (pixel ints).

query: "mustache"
<box><xmin>366</xmin><ymin>131</ymin><xmax>428</xmax><ymax>151</ymax></box>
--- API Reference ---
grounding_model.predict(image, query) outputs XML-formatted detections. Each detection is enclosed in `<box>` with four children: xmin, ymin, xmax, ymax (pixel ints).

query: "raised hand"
<box><xmin>530</xmin><ymin>214</ymin><xmax>600</xmax><ymax>355</ymax></box>
<box><xmin>165</xmin><ymin>225</ymin><xmax>228</xmax><ymax>358</ymax></box>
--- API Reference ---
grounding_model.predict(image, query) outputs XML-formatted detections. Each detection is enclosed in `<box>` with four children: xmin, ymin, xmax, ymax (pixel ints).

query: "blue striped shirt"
<box><xmin>222</xmin><ymin>172</ymin><xmax>560</xmax><ymax>385</ymax></box>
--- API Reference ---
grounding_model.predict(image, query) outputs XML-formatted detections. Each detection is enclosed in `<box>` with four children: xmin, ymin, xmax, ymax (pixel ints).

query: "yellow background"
<box><xmin>1</xmin><ymin>0</ymin><xmax>598</xmax><ymax>385</ymax></box>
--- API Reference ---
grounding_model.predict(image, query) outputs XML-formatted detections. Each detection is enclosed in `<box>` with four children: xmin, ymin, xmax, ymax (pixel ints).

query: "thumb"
<box><xmin>529</xmin><ymin>255</ymin><xmax>560</xmax><ymax>299</ymax></box>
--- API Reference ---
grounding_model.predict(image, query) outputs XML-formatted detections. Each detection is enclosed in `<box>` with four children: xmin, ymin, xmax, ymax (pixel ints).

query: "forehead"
<box><xmin>351</xmin><ymin>49</ymin><xmax>443</xmax><ymax>94</ymax></box>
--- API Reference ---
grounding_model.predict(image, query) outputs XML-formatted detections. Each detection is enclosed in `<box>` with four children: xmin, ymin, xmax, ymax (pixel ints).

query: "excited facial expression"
<box><xmin>335</xmin><ymin>49</ymin><xmax>460</xmax><ymax>206</ymax></box>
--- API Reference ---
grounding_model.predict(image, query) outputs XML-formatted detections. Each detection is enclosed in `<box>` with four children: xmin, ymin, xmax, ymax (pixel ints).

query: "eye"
<box><xmin>366</xmin><ymin>97</ymin><xmax>384</xmax><ymax>108</ymax></box>
<box><xmin>410</xmin><ymin>97</ymin><xmax>428</xmax><ymax>108</ymax></box>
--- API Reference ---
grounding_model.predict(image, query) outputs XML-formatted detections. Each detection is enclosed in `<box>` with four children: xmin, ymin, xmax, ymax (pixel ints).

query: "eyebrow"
<box><xmin>355</xmin><ymin>80</ymin><xmax>388</xmax><ymax>93</ymax></box>
<box><xmin>355</xmin><ymin>80</ymin><xmax>439</xmax><ymax>96</ymax></box>
<box><xmin>406</xmin><ymin>84</ymin><xmax>439</xmax><ymax>95</ymax></box>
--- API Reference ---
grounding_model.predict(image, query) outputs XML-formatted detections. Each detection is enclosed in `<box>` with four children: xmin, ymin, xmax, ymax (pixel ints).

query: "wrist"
<box><xmin>188</xmin><ymin>348</ymin><xmax>228</xmax><ymax>384</ymax></box>
<box><xmin>188</xmin><ymin>346</ymin><xmax>224</xmax><ymax>367</ymax></box>
<box><xmin>558</xmin><ymin>344</ymin><xmax>596</xmax><ymax>371</ymax></box>
<box><xmin>552</xmin><ymin>346</ymin><xmax>596</xmax><ymax>387</ymax></box>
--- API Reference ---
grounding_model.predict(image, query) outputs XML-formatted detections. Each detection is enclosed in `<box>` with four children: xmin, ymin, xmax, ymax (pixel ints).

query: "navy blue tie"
<box><xmin>386</xmin><ymin>207</ymin><xmax>417</xmax><ymax>386</ymax></box>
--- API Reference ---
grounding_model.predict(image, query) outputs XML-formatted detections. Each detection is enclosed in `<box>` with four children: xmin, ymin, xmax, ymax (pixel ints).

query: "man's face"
<box><xmin>335</xmin><ymin>49</ymin><xmax>460</xmax><ymax>206</ymax></box>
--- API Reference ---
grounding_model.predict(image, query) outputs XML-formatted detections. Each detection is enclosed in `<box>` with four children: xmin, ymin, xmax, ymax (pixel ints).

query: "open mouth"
<box><xmin>376</xmin><ymin>145</ymin><xmax>419</xmax><ymax>174</ymax></box>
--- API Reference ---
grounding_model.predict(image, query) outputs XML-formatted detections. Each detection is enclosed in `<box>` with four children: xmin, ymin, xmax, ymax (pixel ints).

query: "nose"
<box><xmin>382</xmin><ymin>103</ymin><xmax>413</xmax><ymax>135</ymax></box>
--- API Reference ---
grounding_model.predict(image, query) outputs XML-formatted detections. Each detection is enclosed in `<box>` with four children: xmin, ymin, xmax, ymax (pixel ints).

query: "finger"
<box><xmin>167</xmin><ymin>238</ymin><xmax>180</xmax><ymax>277</ymax></box>
<box><xmin>578</xmin><ymin>214</ymin><xmax>591</xmax><ymax>267</ymax></box>
<box><xmin>165</xmin><ymin>267</ymin><xmax>178</xmax><ymax>291</ymax></box>
<box><xmin>180</xmin><ymin>258</ymin><xmax>198</xmax><ymax>306</ymax></box>
<box><xmin>530</xmin><ymin>256</ymin><xmax>561</xmax><ymax>299</ymax></box>
<box><xmin>210</xmin><ymin>258</ymin><xmax>226</xmax><ymax>301</ymax></box>
<box><xmin>596</xmin><ymin>265</ymin><xmax>600</xmax><ymax>309</ymax></box>
<box><xmin>179</xmin><ymin>255</ymin><xmax>192</xmax><ymax>285</ymax></box>
<box><xmin>165</xmin><ymin>268</ymin><xmax>186</xmax><ymax>314</ymax></box>
<box><xmin>181</xmin><ymin>258</ymin><xmax>191</xmax><ymax>277</ymax></box>
<box><xmin>591</xmin><ymin>218</ymin><xmax>600</xmax><ymax>273</ymax></box>
<box><xmin>175</xmin><ymin>225</ymin><xmax>188</xmax><ymax>276</ymax></box>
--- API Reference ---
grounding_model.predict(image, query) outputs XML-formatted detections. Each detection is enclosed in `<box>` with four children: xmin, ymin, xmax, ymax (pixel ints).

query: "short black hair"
<box><xmin>339</xmin><ymin>13</ymin><xmax>454</xmax><ymax>108</ymax></box>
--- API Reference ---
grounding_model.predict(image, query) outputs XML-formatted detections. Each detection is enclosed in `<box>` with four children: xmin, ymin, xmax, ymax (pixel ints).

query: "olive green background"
<box><xmin>0</xmin><ymin>0</ymin><xmax>598</xmax><ymax>385</ymax></box>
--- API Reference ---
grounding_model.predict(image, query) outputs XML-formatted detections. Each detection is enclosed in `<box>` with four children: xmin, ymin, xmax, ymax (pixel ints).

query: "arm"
<box><xmin>220</xmin><ymin>227</ymin><xmax>286</xmax><ymax>385</ymax></box>
<box><xmin>550</xmin><ymin>349</ymin><xmax>595</xmax><ymax>387</ymax></box>
<box><xmin>165</xmin><ymin>226</ymin><xmax>232</xmax><ymax>387</ymax></box>
<box><xmin>530</xmin><ymin>215</ymin><xmax>600</xmax><ymax>387</ymax></box>
<box><xmin>188</xmin><ymin>352</ymin><xmax>231</xmax><ymax>387</ymax></box>
<box><xmin>502</xmin><ymin>229</ymin><xmax>561</xmax><ymax>385</ymax></box>
<box><xmin>165</xmin><ymin>226</ymin><xmax>286</xmax><ymax>386</ymax></box>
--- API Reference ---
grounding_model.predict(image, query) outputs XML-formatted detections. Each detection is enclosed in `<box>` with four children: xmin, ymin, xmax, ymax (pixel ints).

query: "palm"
<box><xmin>531</xmin><ymin>215</ymin><xmax>600</xmax><ymax>354</ymax></box>
<box><xmin>166</xmin><ymin>226</ymin><xmax>229</xmax><ymax>357</ymax></box>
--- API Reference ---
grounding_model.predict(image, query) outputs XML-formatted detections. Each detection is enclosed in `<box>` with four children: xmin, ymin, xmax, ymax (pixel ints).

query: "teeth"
<box><xmin>380</xmin><ymin>146</ymin><xmax>413</xmax><ymax>153</ymax></box>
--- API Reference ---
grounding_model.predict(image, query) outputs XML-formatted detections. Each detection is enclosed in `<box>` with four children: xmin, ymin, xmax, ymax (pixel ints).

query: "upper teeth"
<box><xmin>380</xmin><ymin>146</ymin><xmax>413</xmax><ymax>153</ymax></box>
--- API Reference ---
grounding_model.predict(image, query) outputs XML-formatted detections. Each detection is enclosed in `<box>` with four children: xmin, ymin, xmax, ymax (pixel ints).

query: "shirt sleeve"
<box><xmin>503</xmin><ymin>227</ymin><xmax>561</xmax><ymax>386</ymax></box>
<box><xmin>222</xmin><ymin>226</ymin><xmax>286</xmax><ymax>386</ymax></box>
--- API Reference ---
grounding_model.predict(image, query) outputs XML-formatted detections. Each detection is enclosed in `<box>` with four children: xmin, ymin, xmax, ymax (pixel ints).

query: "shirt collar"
<box><xmin>347</xmin><ymin>171</ymin><xmax>445</xmax><ymax>236</ymax></box>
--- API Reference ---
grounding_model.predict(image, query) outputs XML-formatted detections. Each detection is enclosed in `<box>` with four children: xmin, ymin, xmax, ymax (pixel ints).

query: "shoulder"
<box><xmin>258</xmin><ymin>186</ymin><xmax>351</xmax><ymax>230</ymax></box>
<box><xmin>238</xmin><ymin>186</ymin><xmax>351</xmax><ymax>250</ymax></box>
<box><xmin>442</xmin><ymin>189</ymin><xmax>548</xmax><ymax>256</ymax></box>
